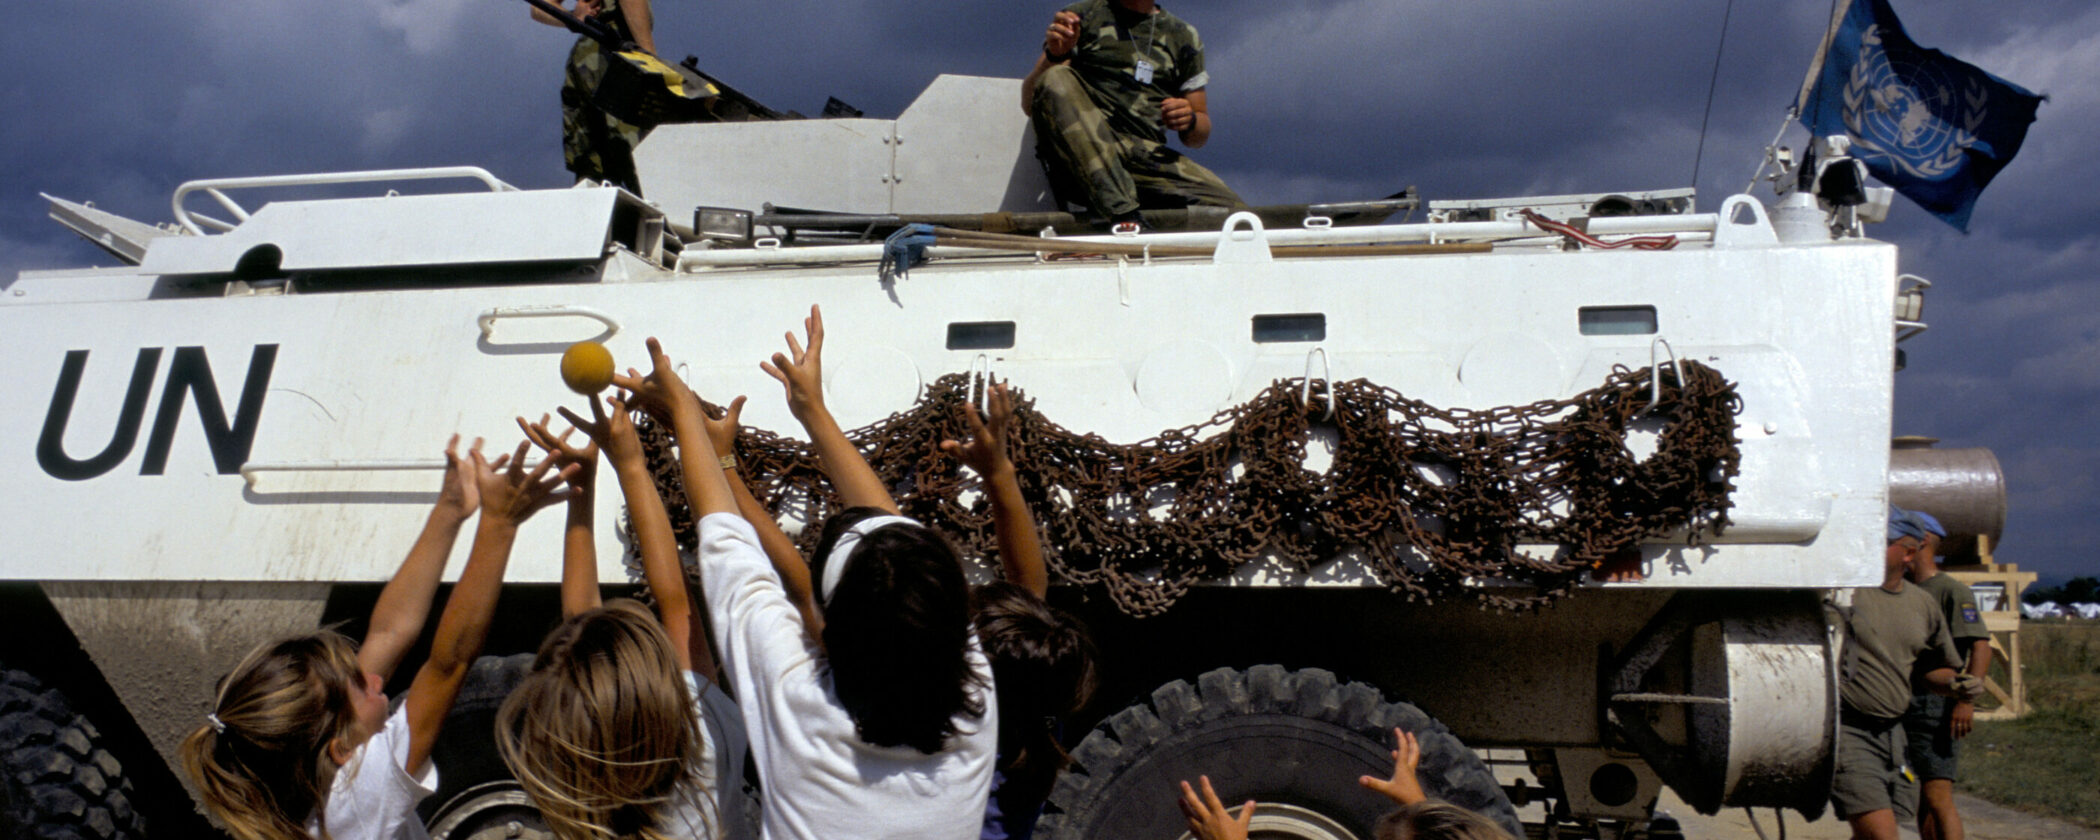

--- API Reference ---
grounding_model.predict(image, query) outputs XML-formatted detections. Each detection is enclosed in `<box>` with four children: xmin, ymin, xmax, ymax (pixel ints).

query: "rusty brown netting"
<box><xmin>624</xmin><ymin>361</ymin><xmax>1741</xmax><ymax>617</ymax></box>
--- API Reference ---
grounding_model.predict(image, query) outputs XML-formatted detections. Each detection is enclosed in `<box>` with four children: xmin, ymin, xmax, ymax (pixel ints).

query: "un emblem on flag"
<box><xmin>1840</xmin><ymin>25</ymin><xmax>1985</xmax><ymax>180</ymax></box>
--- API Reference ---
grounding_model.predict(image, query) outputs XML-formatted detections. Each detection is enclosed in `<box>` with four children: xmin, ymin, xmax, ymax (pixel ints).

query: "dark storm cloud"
<box><xmin>3</xmin><ymin>1</ymin><xmax>2093</xmax><ymax>581</ymax></box>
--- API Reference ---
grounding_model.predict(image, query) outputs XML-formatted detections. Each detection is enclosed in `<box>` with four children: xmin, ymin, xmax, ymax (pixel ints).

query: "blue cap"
<box><xmin>1888</xmin><ymin>505</ymin><xmax>1927</xmax><ymax>542</ymax></box>
<box><xmin>1907</xmin><ymin>510</ymin><xmax>1948</xmax><ymax>538</ymax></box>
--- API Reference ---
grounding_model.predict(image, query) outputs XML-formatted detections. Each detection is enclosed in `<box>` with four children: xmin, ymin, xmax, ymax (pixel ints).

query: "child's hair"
<box><xmin>972</xmin><ymin>581</ymin><xmax>1098</xmax><ymax>800</ymax></box>
<box><xmin>812</xmin><ymin>506</ymin><xmax>985</xmax><ymax>754</ymax></box>
<box><xmin>1374</xmin><ymin>800</ymin><xmax>1515</xmax><ymax>840</ymax></box>
<box><xmin>179</xmin><ymin>631</ymin><xmax>366</xmax><ymax>840</ymax></box>
<box><xmin>496</xmin><ymin>599</ymin><xmax>707</xmax><ymax>840</ymax></box>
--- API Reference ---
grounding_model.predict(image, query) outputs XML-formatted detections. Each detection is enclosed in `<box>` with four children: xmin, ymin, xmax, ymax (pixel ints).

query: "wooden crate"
<box><xmin>1943</xmin><ymin>536</ymin><xmax>2036</xmax><ymax>720</ymax></box>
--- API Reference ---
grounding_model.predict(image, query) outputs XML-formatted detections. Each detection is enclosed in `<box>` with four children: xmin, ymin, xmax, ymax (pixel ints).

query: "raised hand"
<box><xmin>759</xmin><ymin>305</ymin><xmax>829</xmax><ymax>424</ymax></box>
<box><xmin>611</xmin><ymin>337</ymin><xmax>699</xmax><ymax>426</ymax></box>
<box><xmin>1044</xmin><ymin>10</ymin><xmax>1081</xmax><ymax>58</ymax></box>
<box><xmin>1177</xmin><ymin>776</ymin><xmax>1254</xmax><ymax>840</ymax></box>
<box><xmin>519</xmin><ymin>414</ymin><xmax>598</xmax><ymax>488</ymax></box>
<box><xmin>1357</xmin><ymin>727</ymin><xmax>1428</xmax><ymax>806</ymax></box>
<box><xmin>558</xmin><ymin>392</ymin><xmax>646</xmax><ymax>469</ymax></box>
<box><xmin>939</xmin><ymin>380</ymin><xmax>1016</xmax><ymax>477</ymax></box>
<box><xmin>435</xmin><ymin>434</ymin><xmax>483</xmax><ymax>521</ymax></box>
<box><xmin>472</xmin><ymin>439</ymin><xmax>578</xmax><ymax>527</ymax></box>
<box><xmin>704</xmin><ymin>395</ymin><xmax>748</xmax><ymax>459</ymax></box>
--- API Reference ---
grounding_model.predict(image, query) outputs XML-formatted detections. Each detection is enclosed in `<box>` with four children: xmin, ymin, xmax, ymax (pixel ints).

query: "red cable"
<box><xmin>1517</xmin><ymin>209</ymin><xmax>1679</xmax><ymax>251</ymax></box>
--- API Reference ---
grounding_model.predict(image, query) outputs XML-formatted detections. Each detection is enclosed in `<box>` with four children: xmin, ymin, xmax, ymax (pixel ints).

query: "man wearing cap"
<box><xmin>1899</xmin><ymin>510</ymin><xmax>1994</xmax><ymax>840</ymax></box>
<box><xmin>1831</xmin><ymin>507</ymin><xmax>1981</xmax><ymax>840</ymax></box>
<box><xmin>1021</xmin><ymin>0</ymin><xmax>1244</xmax><ymax>232</ymax></box>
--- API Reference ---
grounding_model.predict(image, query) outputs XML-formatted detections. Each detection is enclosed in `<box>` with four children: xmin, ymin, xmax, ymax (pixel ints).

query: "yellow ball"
<box><xmin>561</xmin><ymin>341</ymin><xmax>616</xmax><ymax>395</ymax></box>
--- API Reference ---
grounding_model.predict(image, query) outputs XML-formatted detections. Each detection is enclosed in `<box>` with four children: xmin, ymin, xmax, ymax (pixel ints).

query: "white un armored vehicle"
<box><xmin>1</xmin><ymin>75</ymin><xmax>2005</xmax><ymax>839</ymax></box>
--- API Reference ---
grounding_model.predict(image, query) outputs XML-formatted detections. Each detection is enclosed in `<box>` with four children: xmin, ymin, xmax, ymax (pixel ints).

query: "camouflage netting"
<box><xmin>625</xmin><ymin>362</ymin><xmax>1742</xmax><ymax>617</ymax></box>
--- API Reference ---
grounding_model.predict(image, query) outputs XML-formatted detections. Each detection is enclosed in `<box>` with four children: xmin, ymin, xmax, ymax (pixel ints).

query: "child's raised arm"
<box><xmin>560</xmin><ymin>391</ymin><xmax>720</xmax><ymax>679</ymax></box>
<box><xmin>760</xmin><ymin>305</ymin><xmax>900</xmax><ymax>514</ymax></box>
<box><xmin>401</xmin><ymin>441</ymin><xmax>576</xmax><ymax>776</ymax></box>
<box><xmin>610</xmin><ymin>338</ymin><xmax>738</xmax><ymax>520</ymax></box>
<box><xmin>940</xmin><ymin>381</ymin><xmax>1047</xmax><ymax>596</ymax></box>
<box><xmin>707</xmin><ymin>394</ymin><xmax>827</xmax><ymax>636</ymax></box>
<box><xmin>520</xmin><ymin>416</ymin><xmax>602</xmax><ymax>619</ymax></box>
<box><xmin>360</xmin><ymin>435</ymin><xmax>481</xmax><ymax>682</ymax></box>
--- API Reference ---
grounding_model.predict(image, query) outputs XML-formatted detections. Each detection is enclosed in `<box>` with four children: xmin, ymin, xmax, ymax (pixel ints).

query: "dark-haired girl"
<box><xmin>942</xmin><ymin>381</ymin><xmax>1099</xmax><ymax>840</ymax></box>
<box><xmin>635</xmin><ymin>307</ymin><xmax>999</xmax><ymax>839</ymax></box>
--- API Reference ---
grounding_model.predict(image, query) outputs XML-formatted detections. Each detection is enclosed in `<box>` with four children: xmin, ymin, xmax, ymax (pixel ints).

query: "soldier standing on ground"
<box><xmin>1021</xmin><ymin>0</ymin><xmax>1243</xmax><ymax>231</ymax></box>
<box><xmin>531</xmin><ymin>0</ymin><xmax>655</xmax><ymax>194</ymax></box>
<box><xmin>1830</xmin><ymin>507</ymin><xmax>1984</xmax><ymax>840</ymax></box>
<box><xmin>1899</xmin><ymin>510</ymin><xmax>1994</xmax><ymax>840</ymax></box>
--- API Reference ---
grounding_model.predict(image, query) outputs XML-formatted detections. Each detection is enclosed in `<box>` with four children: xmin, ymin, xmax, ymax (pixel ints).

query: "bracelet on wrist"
<box><xmin>719</xmin><ymin>454</ymin><xmax>737</xmax><ymax>470</ymax></box>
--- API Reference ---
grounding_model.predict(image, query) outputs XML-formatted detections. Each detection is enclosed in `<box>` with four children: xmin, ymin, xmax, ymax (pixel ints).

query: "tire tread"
<box><xmin>0</xmin><ymin>668</ymin><xmax>146</xmax><ymax>839</ymax></box>
<box><xmin>1039</xmin><ymin>667</ymin><xmax>1522</xmax><ymax>839</ymax></box>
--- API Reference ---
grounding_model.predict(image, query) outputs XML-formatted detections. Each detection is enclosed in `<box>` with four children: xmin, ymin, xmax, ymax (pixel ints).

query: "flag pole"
<box><xmin>1745</xmin><ymin>0</ymin><xmax>1855</xmax><ymax>194</ymax></box>
<box><xmin>1793</xmin><ymin>0</ymin><xmax>1856</xmax><ymax>118</ymax></box>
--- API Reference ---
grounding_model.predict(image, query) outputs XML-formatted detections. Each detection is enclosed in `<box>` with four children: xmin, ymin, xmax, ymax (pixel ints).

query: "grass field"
<box><xmin>1957</xmin><ymin>620</ymin><xmax>2100</xmax><ymax>828</ymax></box>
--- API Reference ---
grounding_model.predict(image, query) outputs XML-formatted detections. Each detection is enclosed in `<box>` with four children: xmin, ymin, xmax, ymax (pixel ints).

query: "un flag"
<box><xmin>1800</xmin><ymin>0</ymin><xmax>2044</xmax><ymax>231</ymax></box>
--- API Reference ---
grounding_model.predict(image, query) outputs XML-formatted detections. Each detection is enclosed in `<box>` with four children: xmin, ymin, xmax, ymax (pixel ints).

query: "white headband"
<box><xmin>819</xmin><ymin>515</ymin><xmax>917</xmax><ymax>606</ymax></box>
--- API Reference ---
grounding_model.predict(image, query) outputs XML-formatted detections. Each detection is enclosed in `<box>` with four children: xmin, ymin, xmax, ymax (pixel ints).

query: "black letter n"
<box><xmin>139</xmin><ymin>345</ymin><xmax>278</xmax><ymax>476</ymax></box>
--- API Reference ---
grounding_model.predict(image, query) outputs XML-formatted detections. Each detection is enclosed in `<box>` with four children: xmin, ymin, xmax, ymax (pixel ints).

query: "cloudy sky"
<box><xmin>4</xmin><ymin>1</ymin><xmax>2093</xmax><ymax>583</ymax></box>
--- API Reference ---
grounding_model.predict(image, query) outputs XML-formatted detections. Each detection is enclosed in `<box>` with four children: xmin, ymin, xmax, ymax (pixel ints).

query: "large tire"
<box><xmin>1037</xmin><ymin>666</ymin><xmax>1520</xmax><ymax>840</ymax></box>
<box><xmin>0</xmin><ymin>668</ymin><xmax>146</xmax><ymax>840</ymax></box>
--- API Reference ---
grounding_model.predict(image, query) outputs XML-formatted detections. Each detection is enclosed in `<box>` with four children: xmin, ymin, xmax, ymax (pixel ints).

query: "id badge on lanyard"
<box><xmin>1133</xmin><ymin>59</ymin><xmax>1155</xmax><ymax>85</ymax></box>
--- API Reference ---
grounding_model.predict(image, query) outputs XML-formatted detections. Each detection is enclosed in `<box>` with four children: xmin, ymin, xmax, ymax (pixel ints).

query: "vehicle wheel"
<box><xmin>426</xmin><ymin>781</ymin><xmax>555</xmax><ymax>840</ymax></box>
<box><xmin>0</xmin><ymin>668</ymin><xmax>146</xmax><ymax>839</ymax></box>
<box><xmin>1036</xmin><ymin>666</ymin><xmax>1520</xmax><ymax>840</ymax></box>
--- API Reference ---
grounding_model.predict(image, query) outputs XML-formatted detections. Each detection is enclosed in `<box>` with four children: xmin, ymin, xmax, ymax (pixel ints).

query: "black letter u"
<box><xmin>37</xmin><ymin>348</ymin><xmax>163</xmax><ymax>481</ymax></box>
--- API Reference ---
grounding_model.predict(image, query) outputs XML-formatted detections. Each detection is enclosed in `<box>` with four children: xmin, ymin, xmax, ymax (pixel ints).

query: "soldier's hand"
<box><xmin>1162</xmin><ymin>97</ymin><xmax>1196</xmax><ymax>132</ymax></box>
<box><xmin>1950</xmin><ymin>700</ymin><xmax>1975</xmax><ymax>739</ymax></box>
<box><xmin>1949</xmin><ymin>673</ymin><xmax>1985</xmax><ymax>703</ymax></box>
<box><xmin>1045</xmin><ymin>11</ymin><xmax>1081</xmax><ymax>59</ymax></box>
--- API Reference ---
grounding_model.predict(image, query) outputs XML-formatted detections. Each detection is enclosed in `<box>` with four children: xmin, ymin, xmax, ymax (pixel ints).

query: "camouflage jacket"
<box><xmin>1057</xmin><ymin>0</ymin><xmax>1209</xmax><ymax>144</ymax></box>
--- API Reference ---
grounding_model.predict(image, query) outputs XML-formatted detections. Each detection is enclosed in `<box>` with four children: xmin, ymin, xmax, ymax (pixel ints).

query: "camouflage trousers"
<box><xmin>561</xmin><ymin>37</ymin><xmax>647</xmax><ymax>194</ymax></box>
<box><xmin>1031</xmin><ymin>64</ymin><xmax>1243</xmax><ymax>218</ymax></box>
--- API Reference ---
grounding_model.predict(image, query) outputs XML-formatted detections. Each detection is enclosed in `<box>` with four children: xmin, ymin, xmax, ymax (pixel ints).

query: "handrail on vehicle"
<box><xmin>239</xmin><ymin>456</ymin><xmax>551</xmax><ymax>489</ymax></box>
<box><xmin>476</xmin><ymin>305</ymin><xmax>622</xmax><ymax>342</ymax></box>
<box><xmin>172</xmin><ymin>167</ymin><xmax>518</xmax><ymax>236</ymax></box>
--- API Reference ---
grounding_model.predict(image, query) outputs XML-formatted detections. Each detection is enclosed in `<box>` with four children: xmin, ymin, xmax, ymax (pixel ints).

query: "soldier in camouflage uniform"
<box><xmin>1022</xmin><ymin>0</ymin><xmax>1243</xmax><ymax>228</ymax></box>
<box><xmin>532</xmin><ymin>0</ymin><xmax>655</xmax><ymax>195</ymax></box>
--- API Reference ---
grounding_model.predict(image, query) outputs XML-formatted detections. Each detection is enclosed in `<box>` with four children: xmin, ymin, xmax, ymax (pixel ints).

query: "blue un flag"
<box><xmin>1800</xmin><ymin>0</ymin><xmax>2044</xmax><ymax>231</ymax></box>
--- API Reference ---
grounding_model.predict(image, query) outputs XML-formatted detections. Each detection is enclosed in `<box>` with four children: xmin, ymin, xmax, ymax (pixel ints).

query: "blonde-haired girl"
<box><xmin>182</xmin><ymin>436</ymin><xmax>577</xmax><ymax>840</ymax></box>
<box><xmin>496</xmin><ymin>394</ymin><xmax>752</xmax><ymax>839</ymax></box>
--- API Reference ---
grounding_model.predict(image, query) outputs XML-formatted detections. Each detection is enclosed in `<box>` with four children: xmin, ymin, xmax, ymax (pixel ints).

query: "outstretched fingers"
<box><xmin>1358</xmin><ymin>727</ymin><xmax>1429</xmax><ymax>806</ymax></box>
<box><xmin>1176</xmin><ymin>776</ymin><xmax>1254</xmax><ymax>840</ymax></box>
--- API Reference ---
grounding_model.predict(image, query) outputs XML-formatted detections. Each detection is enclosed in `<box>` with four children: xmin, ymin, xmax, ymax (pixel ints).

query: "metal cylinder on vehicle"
<box><xmin>1888</xmin><ymin>441</ymin><xmax>2005</xmax><ymax>543</ymax></box>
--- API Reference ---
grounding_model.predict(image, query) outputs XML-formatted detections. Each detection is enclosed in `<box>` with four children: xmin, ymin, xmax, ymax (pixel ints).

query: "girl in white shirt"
<box><xmin>181</xmin><ymin>436</ymin><xmax>577</xmax><ymax>840</ymax></box>
<box><xmin>618</xmin><ymin>313</ymin><xmax>999</xmax><ymax>840</ymax></box>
